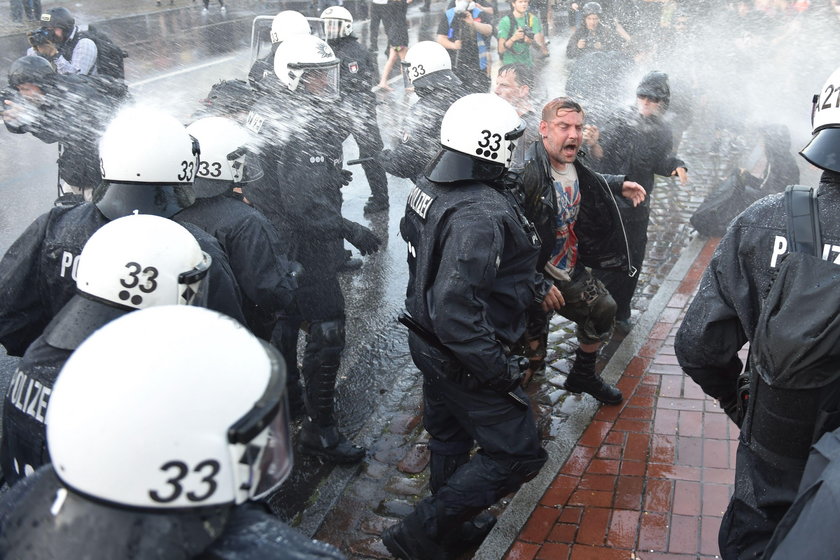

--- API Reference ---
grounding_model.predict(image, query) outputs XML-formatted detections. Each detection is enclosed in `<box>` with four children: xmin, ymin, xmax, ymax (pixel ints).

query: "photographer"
<box><xmin>497</xmin><ymin>0</ymin><xmax>548</xmax><ymax>67</ymax></box>
<box><xmin>3</xmin><ymin>56</ymin><xmax>113</xmax><ymax>200</ymax></box>
<box><xmin>436</xmin><ymin>0</ymin><xmax>494</xmax><ymax>93</ymax></box>
<box><xmin>26</xmin><ymin>7</ymin><xmax>98</xmax><ymax>76</ymax></box>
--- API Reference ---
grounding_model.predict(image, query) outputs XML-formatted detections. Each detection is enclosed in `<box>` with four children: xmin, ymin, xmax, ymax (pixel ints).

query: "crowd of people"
<box><xmin>0</xmin><ymin>0</ymin><xmax>834</xmax><ymax>559</ymax></box>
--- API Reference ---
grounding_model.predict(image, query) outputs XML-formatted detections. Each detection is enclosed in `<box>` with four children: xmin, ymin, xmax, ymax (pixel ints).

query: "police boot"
<box><xmin>272</xmin><ymin>320</ymin><xmax>305</xmax><ymax>421</ymax></box>
<box><xmin>298</xmin><ymin>321</ymin><xmax>366</xmax><ymax>463</ymax></box>
<box><xmin>443</xmin><ymin>511</ymin><xmax>497</xmax><ymax>554</ymax></box>
<box><xmin>382</xmin><ymin>501</ymin><xmax>453</xmax><ymax>560</ymax></box>
<box><xmin>563</xmin><ymin>348</ymin><xmax>623</xmax><ymax>405</ymax></box>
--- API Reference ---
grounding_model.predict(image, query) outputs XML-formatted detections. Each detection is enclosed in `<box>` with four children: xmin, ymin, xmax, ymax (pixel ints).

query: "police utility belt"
<box><xmin>398</xmin><ymin>313</ymin><xmax>528</xmax><ymax>408</ymax></box>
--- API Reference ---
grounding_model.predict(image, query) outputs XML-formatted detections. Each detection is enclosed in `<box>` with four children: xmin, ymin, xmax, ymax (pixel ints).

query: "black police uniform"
<box><xmin>176</xmin><ymin>196</ymin><xmax>300</xmax><ymax>341</ymax></box>
<box><xmin>0</xmin><ymin>336</ymin><xmax>68</xmax><ymax>485</ymax></box>
<box><xmin>0</xmin><ymin>465</ymin><xmax>348</xmax><ymax>559</ymax></box>
<box><xmin>4</xmin><ymin>74</ymin><xmax>111</xmax><ymax>191</ymax></box>
<box><xmin>393</xmin><ymin>164</ymin><xmax>547</xmax><ymax>551</ymax></box>
<box><xmin>329</xmin><ymin>34</ymin><xmax>389</xmax><ymax>210</ymax></box>
<box><xmin>675</xmin><ymin>172</ymin><xmax>840</xmax><ymax>559</ymax></box>
<box><xmin>0</xmin><ymin>203</ymin><xmax>245</xmax><ymax>357</ymax></box>
<box><xmin>246</xmin><ymin>91</ymin><xmax>373</xmax><ymax>459</ymax></box>
<box><xmin>592</xmin><ymin>104</ymin><xmax>685</xmax><ymax>322</ymax></box>
<box><xmin>378</xmin><ymin>71</ymin><xmax>464</xmax><ymax>183</ymax></box>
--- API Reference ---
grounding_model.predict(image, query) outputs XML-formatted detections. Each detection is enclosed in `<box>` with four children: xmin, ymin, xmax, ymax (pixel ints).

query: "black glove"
<box><xmin>486</xmin><ymin>356</ymin><xmax>527</xmax><ymax>394</ymax></box>
<box><xmin>340</xmin><ymin>168</ymin><xmax>353</xmax><ymax>187</ymax></box>
<box><xmin>719</xmin><ymin>393</ymin><xmax>741</xmax><ymax>426</ymax></box>
<box><xmin>343</xmin><ymin>221</ymin><xmax>381</xmax><ymax>256</ymax></box>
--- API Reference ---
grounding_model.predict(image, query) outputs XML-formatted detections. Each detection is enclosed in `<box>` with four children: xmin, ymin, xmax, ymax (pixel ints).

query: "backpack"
<box><xmin>70</xmin><ymin>25</ymin><xmax>128</xmax><ymax>79</ymax></box>
<box><xmin>744</xmin><ymin>186</ymin><xmax>840</xmax><ymax>465</ymax></box>
<box><xmin>689</xmin><ymin>169</ymin><xmax>762</xmax><ymax>237</ymax></box>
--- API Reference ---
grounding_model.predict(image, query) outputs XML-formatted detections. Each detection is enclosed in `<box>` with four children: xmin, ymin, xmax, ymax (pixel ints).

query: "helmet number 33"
<box><xmin>178</xmin><ymin>160</ymin><xmax>196</xmax><ymax>181</ymax></box>
<box><xmin>149</xmin><ymin>459</ymin><xmax>221</xmax><ymax>503</ymax></box>
<box><xmin>120</xmin><ymin>262</ymin><xmax>158</xmax><ymax>305</ymax></box>
<box><xmin>476</xmin><ymin>129</ymin><xmax>502</xmax><ymax>160</ymax></box>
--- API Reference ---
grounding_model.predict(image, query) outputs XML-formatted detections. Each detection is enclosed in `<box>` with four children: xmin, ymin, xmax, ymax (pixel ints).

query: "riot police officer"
<box><xmin>377</xmin><ymin>41</ymin><xmax>465</xmax><ymax>183</ymax></box>
<box><xmin>0</xmin><ymin>306</ymin><xmax>346</xmax><ymax>560</ymax></box>
<box><xmin>181</xmin><ymin>116</ymin><xmax>300</xmax><ymax>341</ymax></box>
<box><xmin>0</xmin><ymin>106</ymin><xmax>245</xmax><ymax>357</ymax></box>
<box><xmin>383</xmin><ymin>94</ymin><xmax>547</xmax><ymax>559</ymax></box>
<box><xmin>321</xmin><ymin>6</ymin><xmax>390</xmax><ymax>214</ymax></box>
<box><xmin>1</xmin><ymin>215</ymin><xmax>211</xmax><ymax>486</ymax></box>
<box><xmin>248</xmin><ymin>10</ymin><xmax>311</xmax><ymax>92</ymax></box>
<box><xmin>675</xmin><ymin>66</ymin><xmax>840</xmax><ymax>559</ymax></box>
<box><xmin>246</xmin><ymin>35</ymin><xmax>380</xmax><ymax>463</ymax></box>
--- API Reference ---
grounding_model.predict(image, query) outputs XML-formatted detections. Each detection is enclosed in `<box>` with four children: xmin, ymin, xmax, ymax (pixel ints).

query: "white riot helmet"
<box><xmin>320</xmin><ymin>6</ymin><xmax>353</xmax><ymax>40</ymax></box>
<box><xmin>270</xmin><ymin>10</ymin><xmax>311</xmax><ymax>44</ymax></box>
<box><xmin>801</xmin><ymin>66</ymin><xmax>840</xmax><ymax>173</ymax></box>
<box><xmin>426</xmin><ymin>93</ymin><xmax>525</xmax><ymax>183</ymax></box>
<box><xmin>401</xmin><ymin>41</ymin><xmax>453</xmax><ymax>88</ymax></box>
<box><xmin>43</xmin><ymin>215</ymin><xmax>211</xmax><ymax>350</ymax></box>
<box><xmin>273</xmin><ymin>34</ymin><xmax>339</xmax><ymax>100</ymax></box>
<box><xmin>95</xmin><ymin>107</ymin><xmax>198</xmax><ymax>219</ymax></box>
<box><xmin>186</xmin><ymin>117</ymin><xmax>263</xmax><ymax>198</ymax></box>
<box><xmin>47</xmin><ymin>306</ymin><xmax>293</xmax><ymax>509</ymax></box>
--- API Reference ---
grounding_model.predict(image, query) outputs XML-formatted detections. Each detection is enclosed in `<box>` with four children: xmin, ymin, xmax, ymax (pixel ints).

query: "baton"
<box><xmin>346</xmin><ymin>157</ymin><xmax>375</xmax><ymax>165</ymax></box>
<box><xmin>397</xmin><ymin>313</ymin><xmax>529</xmax><ymax>409</ymax></box>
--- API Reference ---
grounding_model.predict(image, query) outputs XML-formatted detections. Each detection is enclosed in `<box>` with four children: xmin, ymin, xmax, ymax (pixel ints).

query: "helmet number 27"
<box><xmin>149</xmin><ymin>459</ymin><xmax>221</xmax><ymax>503</ymax></box>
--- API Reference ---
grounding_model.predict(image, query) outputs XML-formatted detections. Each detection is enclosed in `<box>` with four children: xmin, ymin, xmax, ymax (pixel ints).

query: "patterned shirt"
<box><xmin>548</xmin><ymin>163</ymin><xmax>580</xmax><ymax>272</ymax></box>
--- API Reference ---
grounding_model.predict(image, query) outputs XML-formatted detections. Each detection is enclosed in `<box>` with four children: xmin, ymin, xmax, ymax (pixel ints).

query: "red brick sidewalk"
<box><xmin>505</xmin><ymin>238</ymin><xmax>741</xmax><ymax>560</ymax></box>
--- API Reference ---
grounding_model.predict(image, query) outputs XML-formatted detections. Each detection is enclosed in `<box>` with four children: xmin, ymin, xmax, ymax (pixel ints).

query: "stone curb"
<box><xmin>473</xmin><ymin>233</ymin><xmax>708</xmax><ymax>559</ymax></box>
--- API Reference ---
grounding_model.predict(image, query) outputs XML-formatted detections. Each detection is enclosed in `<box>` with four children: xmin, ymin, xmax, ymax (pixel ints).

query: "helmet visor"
<box><xmin>178</xmin><ymin>251</ymin><xmax>211</xmax><ymax>307</ymax></box>
<box><xmin>228</xmin><ymin>147</ymin><xmax>264</xmax><ymax>184</ymax></box>
<box><xmin>401</xmin><ymin>60</ymin><xmax>412</xmax><ymax>89</ymax></box>
<box><xmin>228</xmin><ymin>342</ymin><xmax>292</xmax><ymax>500</ymax></box>
<box><xmin>323</xmin><ymin>19</ymin><xmax>343</xmax><ymax>40</ymax></box>
<box><xmin>294</xmin><ymin>63</ymin><xmax>339</xmax><ymax>101</ymax></box>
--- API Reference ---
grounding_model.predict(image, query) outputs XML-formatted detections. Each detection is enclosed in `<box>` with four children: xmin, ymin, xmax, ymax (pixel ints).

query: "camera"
<box><xmin>27</xmin><ymin>27</ymin><xmax>52</xmax><ymax>48</ymax></box>
<box><xmin>0</xmin><ymin>89</ymin><xmax>15</xmax><ymax>114</ymax></box>
<box><xmin>521</xmin><ymin>26</ymin><xmax>535</xmax><ymax>39</ymax></box>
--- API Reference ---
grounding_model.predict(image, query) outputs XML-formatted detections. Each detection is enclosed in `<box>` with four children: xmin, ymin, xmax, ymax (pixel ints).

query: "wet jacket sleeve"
<box><xmin>430</xmin><ymin>208</ymin><xmax>510</xmax><ymax>383</ymax></box>
<box><xmin>379</xmin><ymin>103</ymin><xmax>438</xmax><ymax>181</ymax></box>
<box><xmin>601</xmin><ymin>173</ymin><xmax>627</xmax><ymax>197</ymax></box>
<box><xmin>0</xmin><ymin>214</ymin><xmax>51</xmax><ymax>357</ymax></box>
<box><xmin>674</xmin><ymin>227</ymin><xmax>750</xmax><ymax>401</ymax></box>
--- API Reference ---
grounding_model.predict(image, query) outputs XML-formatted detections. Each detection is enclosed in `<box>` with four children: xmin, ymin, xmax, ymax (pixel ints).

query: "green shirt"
<box><xmin>496</xmin><ymin>12</ymin><xmax>543</xmax><ymax>66</ymax></box>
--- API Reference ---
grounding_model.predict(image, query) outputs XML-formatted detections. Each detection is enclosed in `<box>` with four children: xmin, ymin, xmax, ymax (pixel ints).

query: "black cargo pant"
<box><xmin>407</xmin><ymin>334</ymin><xmax>547</xmax><ymax>538</ymax></box>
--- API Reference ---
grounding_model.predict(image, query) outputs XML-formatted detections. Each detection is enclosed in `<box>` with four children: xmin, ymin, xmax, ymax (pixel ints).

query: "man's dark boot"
<box><xmin>564</xmin><ymin>348</ymin><xmax>623</xmax><ymax>405</ymax></box>
<box><xmin>300</xmin><ymin>420</ymin><xmax>365</xmax><ymax>463</ymax></box>
<box><xmin>443</xmin><ymin>511</ymin><xmax>497</xmax><ymax>554</ymax></box>
<box><xmin>298</xmin><ymin>320</ymin><xmax>366</xmax><ymax>463</ymax></box>
<box><xmin>382</xmin><ymin>509</ymin><xmax>451</xmax><ymax>560</ymax></box>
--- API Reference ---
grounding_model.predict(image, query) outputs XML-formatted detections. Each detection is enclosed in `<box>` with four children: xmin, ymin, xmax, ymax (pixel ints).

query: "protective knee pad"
<box><xmin>307</xmin><ymin>319</ymin><xmax>346</xmax><ymax>368</ymax></box>
<box><xmin>428</xmin><ymin>438</ymin><xmax>473</xmax><ymax>495</ymax></box>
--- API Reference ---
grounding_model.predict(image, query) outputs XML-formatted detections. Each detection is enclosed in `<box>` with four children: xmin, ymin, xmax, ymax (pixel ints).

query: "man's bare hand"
<box><xmin>621</xmin><ymin>181</ymin><xmax>646</xmax><ymax>207</ymax></box>
<box><xmin>582</xmin><ymin>124</ymin><xmax>599</xmax><ymax>147</ymax></box>
<box><xmin>672</xmin><ymin>166</ymin><xmax>688</xmax><ymax>185</ymax></box>
<box><xmin>541</xmin><ymin>284</ymin><xmax>565</xmax><ymax>312</ymax></box>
